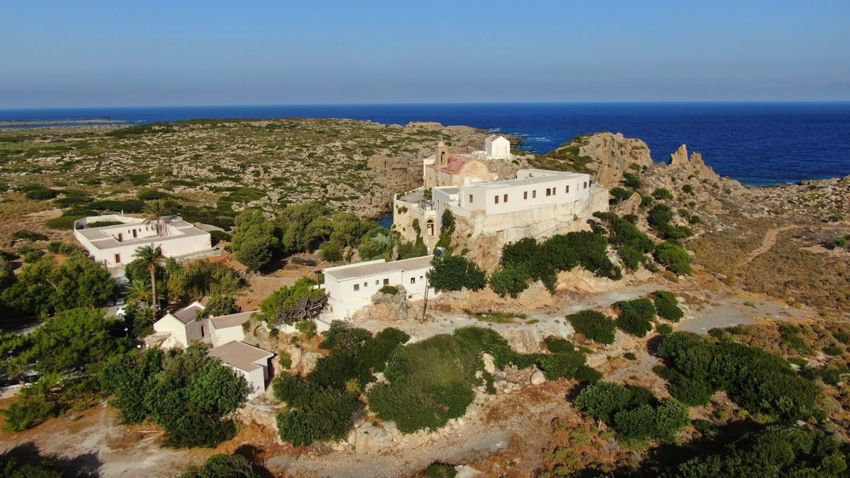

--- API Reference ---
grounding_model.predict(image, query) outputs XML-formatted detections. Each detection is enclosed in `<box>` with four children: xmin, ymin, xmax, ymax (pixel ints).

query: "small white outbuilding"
<box><xmin>207</xmin><ymin>341</ymin><xmax>275</xmax><ymax>400</ymax></box>
<box><xmin>484</xmin><ymin>134</ymin><xmax>511</xmax><ymax>159</ymax></box>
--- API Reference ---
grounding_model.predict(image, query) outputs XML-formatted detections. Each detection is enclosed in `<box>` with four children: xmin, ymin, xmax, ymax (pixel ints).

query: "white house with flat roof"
<box><xmin>74</xmin><ymin>214</ymin><xmax>211</xmax><ymax>268</ymax></box>
<box><xmin>208</xmin><ymin>341</ymin><xmax>275</xmax><ymax>400</ymax></box>
<box><xmin>321</xmin><ymin>255</ymin><xmax>437</xmax><ymax>321</ymax></box>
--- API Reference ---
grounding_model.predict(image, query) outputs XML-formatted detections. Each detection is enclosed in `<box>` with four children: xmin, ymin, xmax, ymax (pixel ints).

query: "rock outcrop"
<box><xmin>578</xmin><ymin>133</ymin><xmax>654</xmax><ymax>188</ymax></box>
<box><xmin>668</xmin><ymin>144</ymin><xmax>717</xmax><ymax>179</ymax></box>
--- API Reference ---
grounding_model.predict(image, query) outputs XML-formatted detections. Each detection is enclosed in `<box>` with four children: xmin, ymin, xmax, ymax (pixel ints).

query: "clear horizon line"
<box><xmin>3</xmin><ymin>99</ymin><xmax>850</xmax><ymax>112</ymax></box>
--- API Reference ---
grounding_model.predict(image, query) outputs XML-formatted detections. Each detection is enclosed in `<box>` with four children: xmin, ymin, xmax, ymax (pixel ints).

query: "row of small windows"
<box><xmin>484</xmin><ymin>182</ymin><xmax>588</xmax><ymax>204</ymax></box>
<box><xmin>354</xmin><ymin>276</ymin><xmax>429</xmax><ymax>292</ymax></box>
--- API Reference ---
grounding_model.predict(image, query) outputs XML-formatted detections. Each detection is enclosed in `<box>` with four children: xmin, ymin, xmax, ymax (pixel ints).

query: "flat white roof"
<box><xmin>462</xmin><ymin>170</ymin><xmax>589</xmax><ymax>191</ymax></box>
<box><xmin>77</xmin><ymin>216</ymin><xmax>209</xmax><ymax>251</ymax></box>
<box><xmin>322</xmin><ymin>255</ymin><xmax>433</xmax><ymax>282</ymax></box>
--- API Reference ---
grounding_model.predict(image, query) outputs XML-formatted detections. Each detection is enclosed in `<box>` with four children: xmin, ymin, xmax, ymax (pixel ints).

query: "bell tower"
<box><xmin>436</xmin><ymin>141</ymin><xmax>448</xmax><ymax>168</ymax></box>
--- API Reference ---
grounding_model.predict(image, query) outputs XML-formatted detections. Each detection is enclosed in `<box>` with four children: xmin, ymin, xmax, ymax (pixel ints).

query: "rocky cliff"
<box><xmin>529</xmin><ymin>132</ymin><xmax>653</xmax><ymax>188</ymax></box>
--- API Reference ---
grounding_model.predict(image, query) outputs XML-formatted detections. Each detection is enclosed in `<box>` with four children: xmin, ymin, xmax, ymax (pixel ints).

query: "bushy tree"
<box><xmin>101</xmin><ymin>346</ymin><xmax>249</xmax><ymax>448</ymax></box>
<box><xmin>1</xmin><ymin>253</ymin><xmax>117</xmax><ymax>317</ymax></box>
<box><xmin>231</xmin><ymin>210</ymin><xmax>280</xmax><ymax>271</ymax></box>
<box><xmin>489</xmin><ymin>263</ymin><xmax>530</xmax><ymax>298</ymax></box>
<box><xmin>623</xmin><ymin>172</ymin><xmax>642</xmax><ymax>189</ymax></box>
<box><xmin>1</xmin><ymin>309</ymin><xmax>124</xmax><ymax>431</ymax></box>
<box><xmin>568</xmin><ymin>310</ymin><xmax>616</xmax><ymax>344</ymax></box>
<box><xmin>256</xmin><ymin>277</ymin><xmax>327</xmax><ymax>326</ymax></box>
<box><xmin>197</xmin><ymin>295</ymin><xmax>241</xmax><ymax>319</ymax></box>
<box><xmin>427</xmin><ymin>255</ymin><xmax>486</xmax><ymax>292</ymax></box>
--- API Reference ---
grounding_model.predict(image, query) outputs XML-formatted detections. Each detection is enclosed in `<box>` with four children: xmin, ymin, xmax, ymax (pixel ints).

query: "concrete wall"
<box><xmin>455</xmin><ymin>185</ymin><xmax>608</xmax><ymax>244</ymax></box>
<box><xmin>485</xmin><ymin>137</ymin><xmax>511</xmax><ymax>158</ymax></box>
<box><xmin>211</xmin><ymin>324</ymin><xmax>246</xmax><ymax>347</ymax></box>
<box><xmin>153</xmin><ymin>315</ymin><xmax>189</xmax><ymax>349</ymax></box>
<box><xmin>74</xmin><ymin>215</ymin><xmax>211</xmax><ymax>267</ymax></box>
<box><xmin>323</xmin><ymin>261</ymin><xmax>437</xmax><ymax>321</ymax></box>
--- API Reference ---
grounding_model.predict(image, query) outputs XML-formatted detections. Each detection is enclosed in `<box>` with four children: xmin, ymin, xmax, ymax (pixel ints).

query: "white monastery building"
<box><xmin>394</xmin><ymin>139</ymin><xmax>608</xmax><ymax>251</ymax></box>
<box><xmin>150</xmin><ymin>303</ymin><xmax>274</xmax><ymax>401</ymax></box>
<box><xmin>321</xmin><ymin>255</ymin><xmax>437</xmax><ymax>321</ymax></box>
<box><xmin>74</xmin><ymin>214</ymin><xmax>211</xmax><ymax>267</ymax></box>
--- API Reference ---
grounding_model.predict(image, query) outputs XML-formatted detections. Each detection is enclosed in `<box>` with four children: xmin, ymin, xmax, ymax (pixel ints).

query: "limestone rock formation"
<box><xmin>579</xmin><ymin>133</ymin><xmax>654</xmax><ymax>188</ymax></box>
<box><xmin>668</xmin><ymin>144</ymin><xmax>717</xmax><ymax>178</ymax></box>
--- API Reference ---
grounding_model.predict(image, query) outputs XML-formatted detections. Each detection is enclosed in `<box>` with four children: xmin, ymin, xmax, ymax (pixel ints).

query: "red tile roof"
<box><xmin>428</xmin><ymin>154</ymin><xmax>472</xmax><ymax>174</ymax></box>
<box><xmin>486</xmin><ymin>134</ymin><xmax>505</xmax><ymax>142</ymax></box>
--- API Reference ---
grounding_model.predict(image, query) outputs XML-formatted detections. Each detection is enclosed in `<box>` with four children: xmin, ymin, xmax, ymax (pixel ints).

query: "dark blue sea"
<box><xmin>2</xmin><ymin>102</ymin><xmax>849</xmax><ymax>186</ymax></box>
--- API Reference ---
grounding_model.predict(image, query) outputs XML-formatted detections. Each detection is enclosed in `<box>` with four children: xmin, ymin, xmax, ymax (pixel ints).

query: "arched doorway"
<box><xmin>426</xmin><ymin>219</ymin><xmax>435</xmax><ymax>236</ymax></box>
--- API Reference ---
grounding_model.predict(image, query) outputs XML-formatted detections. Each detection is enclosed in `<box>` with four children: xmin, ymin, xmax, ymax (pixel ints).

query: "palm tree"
<box><xmin>135</xmin><ymin>245</ymin><xmax>164</xmax><ymax>316</ymax></box>
<box><xmin>368</xmin><ymin>232</ymin><xmax>396</xmax><ymax>260</ymax></box>
<box><xmin>127</xmin><ymin>278</ymin><xmax>152</xmax><ymax>308</ymax></box>
<box><xmin>143</xmin><ymin>200</ymin><xmax>169</xmax><ymax>237</ymax></box>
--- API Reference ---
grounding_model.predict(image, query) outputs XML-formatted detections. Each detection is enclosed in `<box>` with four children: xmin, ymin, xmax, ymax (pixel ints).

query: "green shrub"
<box><xmin>544</xmin><ymin>336</ymin><xmax>575</xmax><ymax>354</ymax></box>
<box><xmin>85</xmin><ymin>220</ymin><xmax>123</xmax><ymax>228</ymax></box>
<box><xmin>653</xmin><ymin>188</ymin><xmax>674</xmax><ymax>200</ymax></box>
<box><xmin>367</xmin><ymin>335</ymin><xmax>480</xmax><ymax>433</ymax></box>
<box><xmin>623</xmin><ymin>172</ymin><xmax>642</xmax><ymax>189</ymax></box>
<box><xmin>655</xmin><ymin>242</ymin><xmax>692</xmax><ymax>275</ymax></box>
<box><xmin>574</xmin><ymin>365</ymin><xmax>603</xmax><ymax>383</ymax></box>
<box><xmin>610</xmin><ymin>187</ymin><xmax>634</xmax><ymax>201</ymax></box>
<box><xmin>688</xmin><ymin>215</ymin><xmax>701</xmax><ymax>224</ymax></box>
<box><xmin>594</xmin><ymin>212</ymin><xmax>655</xmax><ymax>253</ymax></box>
<box><xmin>657</xmin><ymin>323</ymin><xmax>674</xmax><ymax>335</ymax></box>
<box><xmin>575</xmin><ymin>382</ymin><xmax>688</xmax><ymax>441</ymax></box>
<box><xmin>278</xmin><ymin>350</ymin><xmax>292</xmax><ymax>369</ymax></box>
<box><xmin>45</xmin><ymin>216</ymin><xmax>83</xmax><ymax>230</ymax></box>
<box><xmin>489</xmin><ymin>263</ymin><xmax>530</xmax><ymax>298</ymax></box>
<box><xmin>617</xmin><ymin>245</ymin><xmax>642</xmax><ymax>271</ymax></box>
<box><xmin>137</xmin><ymin>189</ymin><xmax>170</xmax><ymax>200</ymax></box>
<box><xmin>89</xmin><ymin>199</ymin><xmax>145</xmax><ymax>213</ymax></box>
<box><xmin>427</xmin><ymin>255</ymin><xmax>486</xmax><ymax>292</ymax></box>
<box><xmin>567</xmin><ymin>310</ymin><xmax>616</xmax><ymax>345</ymax></box>
<box><xmin>654</xmin><ymin>366</ymin><xmax>714</xmax><ymax>406</ymax></box>
<box><xmin>616</xmin><ymin>299</ymin><xmax>656</xmax><ymax>337</ymax></box>
<box><xmin>11</xmin><ymin>230</ymin><xmax>48</xmax><ymax>241</ymax></box>
<box><xmin>426</xmin><ymin>463</ymin><xmax>458</xmax><ymax>478</ymax></box>
<box><xmin>25</xmin><ymin>188</ymin><xmax>58</xmax><ymax>200</ymax></box>
<box><xmin>656</xmin><ymin>332</ymin><xmax>820</xmax><ymax>421</ymax></box>
<box><xmin>682</xmin><ymin>184</ymin><xmax>694</xmax><ymax>195</ymax></box>
<box><xmin>624</xmin><ymin>352</ymin><xmax>637</xmax><ymax>360</ymax></box>
<box><xmin>654</xmin><ymin>290</ymin><xmax>684</xmax><ymax>322</ymax></box>
<box><xmin>379</xmin><ymin>285</ymin><xmax>398</xmax><ymax>295</ymax></box>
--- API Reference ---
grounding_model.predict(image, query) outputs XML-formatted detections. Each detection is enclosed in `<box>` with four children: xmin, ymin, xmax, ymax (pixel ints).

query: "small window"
<box><xmin>552</xmin><ymin>188</ymin><xmax>556</xmax><ymax>196</ymax></box>
<box><xmin>410</xmin><ymin>277</ymin><xmax>416</xmax><ymax>284</ymax></box>
<box><xmin>420</xmin><ymin>275</ymin><xmax>423</xmax><ymax>280</ymax></box>
<box><xmin>363</xmin><ymin>282</ymin><xmax>367</xmax><ymax>288</ymax></box>
<box><xmin>584</xmin><ymin>181</ymin><xmax>588</xmax><ymax>189</ymax></box>
<box><xmin>375</xmin><ymin>280</ymin><xmax>379</xmax><ymax>285</ymax></box>
<box><xmin>114</xmin><ymin>254</ymin><xmax>121</xmax><ymax>264</ymax></box>
<box><xmin>383</xmin><ymin>278</ymin><xmax>389</xmax><ymax>285</ymax></box>
<box><xmin>354</xmin><ymin>284</ymin><xmax>360</xmax><ymax>291</ymax></box>
<box><xmin>532</xmin><ymin>190</ymin><xmax>537</xmax><ymax>198</ymax></box>
<box><xmin>201</xmin><ymin>326</ymin><xmax>205</xmax><ymax>338</ymax></box>
<box><xmin>494</xmin><ymin>196</ymin><xmax>499</xmax><ymax>204</ymax></box>
<box><xmin>503</xmin><ymin>194</ymin><xmax>508</xmax><ymax>202</ymax></box>
<box><xmin>566</xmin><ymin>185</ymin><xmax>570</xmax><ymax>193</ymax></box>
<box><xmin>523</xmin><ymin>191</ymin><xmax>528</xmax><ymax>199</ymax></box>
<box><xmin>469</xmin><ymin>194</ymin><xmax>473</xmax><ymax>203</ymax></box>
<box><xmin>546</xmin><ymin>188</ymin><xmax>551</xmax><ymax>196</ymax></box>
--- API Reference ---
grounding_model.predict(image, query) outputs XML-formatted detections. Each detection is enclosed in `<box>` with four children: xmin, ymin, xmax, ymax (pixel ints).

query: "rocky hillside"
<box><xmin>529</xmin><ymin>132</ymin><xmax>653</xmax><ymax>187</ymax></box>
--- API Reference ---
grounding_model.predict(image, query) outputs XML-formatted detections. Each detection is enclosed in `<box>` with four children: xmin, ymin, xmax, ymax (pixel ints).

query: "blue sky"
<box><xmin>1</xmin><ymin>0</ymin><xmax>848</xmax><ymax>108</ymax></box>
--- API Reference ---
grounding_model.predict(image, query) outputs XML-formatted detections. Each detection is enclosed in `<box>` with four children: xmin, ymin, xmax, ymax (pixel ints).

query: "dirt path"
<box><xmin>738</xmin><ymin>225</ymin><xmax>798</xmax><ymax>266</ymax></box>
